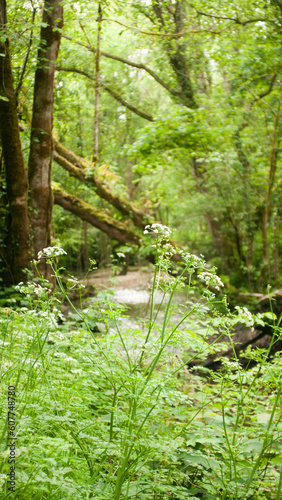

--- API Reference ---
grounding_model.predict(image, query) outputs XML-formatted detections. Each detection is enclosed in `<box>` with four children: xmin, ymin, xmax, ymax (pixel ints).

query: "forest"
<box><xmin>0</xmin><ymin>0</ymin><xmax>282</xmax><ymax>498</ymax></box>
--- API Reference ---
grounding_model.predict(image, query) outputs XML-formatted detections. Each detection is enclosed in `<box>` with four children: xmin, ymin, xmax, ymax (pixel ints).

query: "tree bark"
<box><xmin>261</xmin><ymin>98</ymin><xmax>281</xmax><ymax>285</ymax></box>
<box><xmin>28</xmin><ymin>0</ymin><xmax>63</xmax><ymax>276</ymax></box>
<box><xmin>0</xmin><ymin>0</ymin><xmax>30</xmax><ymax>284</ymax></box>
<box><xmin>273</xmin><ymin>208</ymin><xmax>280</xmax><ymax>288</ymax></box>
<box><xmin>93</xmin><ymin>2</ymin><xmax>102</xmax><ymax>163</ymax></box>
<box><xmin>153</xmin><ymin>0</ymin><xmax>197</xmax><ymax>109</ymax></box>
<box><xmin>53</xmin><ymin>185</ymin><xmax>141</xmax><ymax>246</ymax></box>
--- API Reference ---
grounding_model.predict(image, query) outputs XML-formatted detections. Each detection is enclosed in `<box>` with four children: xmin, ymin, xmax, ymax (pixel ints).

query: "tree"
<box><xmin>1</xmin><ymin>0</ymin><xmax>282</xmax><ymax>290</ymax></box>
<box><xmin>0</xmin><ymin>0</ymin><xmax>63</xmax><ymax>284</ymax></box>
<box><xmin>0</xmin><ymin>0</ymin><xmax>30</xmax><ymax>284</ymax></box>
<box><xmin>28</xmin><ymin>0</ymin><xmax>63</xmax><ymax>277</ymax></box>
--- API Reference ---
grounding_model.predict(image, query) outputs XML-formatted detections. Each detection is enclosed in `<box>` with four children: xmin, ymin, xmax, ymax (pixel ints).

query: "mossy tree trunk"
<box><xmin>0</xmin><ymin>0</ymin><xmax>30</xmax><ymax>285</ymax></box>
<box><xmin>53</xmin><ymin>142</ymin><xmax>153</xmax><ymax>229</ymax></box>
<box><xmin>153</xmin><ymin>0</ymin><xmax>197</xmax><ymax>109</ymax></box>
<box><xmin>28</xmin><ymin>0</ymin><xmax>63</xmax><ymax>276</ymax></box>
<box><xmin>53</xmin><ymin>185</ymin><xmax>141</xmax><ymax>246</ymax></box>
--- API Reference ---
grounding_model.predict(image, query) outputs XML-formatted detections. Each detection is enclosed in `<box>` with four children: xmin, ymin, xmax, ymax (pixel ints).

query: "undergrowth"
<box><xmin>0</xmin><ymin>227</ymin><xmax>281</xmax><ymax>499</ymax></box>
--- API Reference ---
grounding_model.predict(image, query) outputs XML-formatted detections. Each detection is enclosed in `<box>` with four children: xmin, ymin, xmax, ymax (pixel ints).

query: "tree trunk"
<box><xmin>53</xmin><ymin>143</ymin><xmax>152</xmax><ymax>229</ymax></box>
<box><xmin>93</xmin><ymin>2</ymin><xmax>102</xmax><ymax>163</ymax></box>
<box><xmin>260</xmin><ymin>99</ymin><xmax>281</xmax><ymax>286</ymax></box>
<box><xmin>53</xmin><ymin>185</ymin><xmax>141</xmax><ymax>246</ymax></box>
<box><xmin>190</xmin><ymin>158</ymin><xmax>235</xmax><ymax>266</ymax></box>
<box><xmin>28</xmin><ymin>0</ymin><xmax>63</xmax><ymax>276</ymax></box>
<box><xmin>273</xmin><ymin>208</ymin><xmax>279</xmax><ymax>288</ymax></box>
<box><xmin>153</xmin><ymin>0</ymin><xmax>197</xmax><ymax>109</ymax></box>
<box><xmin>0</xmin><ymin>0</ymin><xmax>30</xmax><ymax>284</ymax></box>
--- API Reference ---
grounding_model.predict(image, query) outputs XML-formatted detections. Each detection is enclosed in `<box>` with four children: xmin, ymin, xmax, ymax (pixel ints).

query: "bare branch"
<box><xmin>61</xmin><ymin>34</ymin><xmax>179</xmax><ymax>97</ymax></box>
<box><xmin>188</xmin><ymin>3</ymin><xmax>269</xmax><ymax>26</ymax></box>
<box><xmin>56</xmin><ymin>65</ymin><xmax>154</xmax><ymax>121</ymax></box>
<box><xmin>103</xmin><ymin>85</ymin><xmax>154</xmax><ymax>121</ymax></box>
<box><xmin>104</xmin><ymin>18</ymin><xmax>184</xmax><ymax>37</ymax></box>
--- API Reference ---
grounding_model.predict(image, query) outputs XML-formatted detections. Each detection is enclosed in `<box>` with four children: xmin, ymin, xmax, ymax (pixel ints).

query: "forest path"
<box><xmin>85</xmin><ymin>266</ymin><xmax>154</xmax><ymax>292</ymax></box>
<box><xmin>74</xmin><ymin>268</ymin><xmax>281</xmax><ymax>369</ymax></box>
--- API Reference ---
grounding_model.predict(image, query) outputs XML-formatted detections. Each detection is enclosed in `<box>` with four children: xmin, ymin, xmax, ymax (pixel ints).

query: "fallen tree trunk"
<box><xmin>53</xmin><ymin>141</ymin><xmax>152</xmax><ymax>230</ymax></box>
<box><xmin>52</xmin><ymin>183</ymin><xmax>185</xmax><ymax>267</ymax></box>
<box><xmin>189</xmin><ymin>322</ymin><xmax>282</xmax><ymax>371</ymax></box>
<box><xmin>53</xmin><ymin>184</ymin><xmax>141</xmax><ymax>246</ymax></box>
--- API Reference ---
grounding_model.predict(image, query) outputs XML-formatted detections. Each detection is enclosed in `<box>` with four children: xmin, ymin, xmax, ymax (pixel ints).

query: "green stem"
<box><xmin>244</xmin><ymin>384</ymin><xmax>282</xmax><ymax>493</ymax></box>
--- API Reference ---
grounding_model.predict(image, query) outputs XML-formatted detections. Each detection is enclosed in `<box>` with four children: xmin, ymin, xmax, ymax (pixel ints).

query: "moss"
<box><xmin>52</xmin><ymin>184</ymin><xmax>141</xmax><ymax>245</ymax></box>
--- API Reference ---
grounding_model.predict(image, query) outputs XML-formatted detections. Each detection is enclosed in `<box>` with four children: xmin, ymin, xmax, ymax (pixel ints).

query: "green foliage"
<box><xmin>0</xmin><ymin>234</ymin><xmax>281</xmax><ymax>499</ymax></box>
<box><xmin>129</xmin><ymin>109</ymin><xmax>210</xmax><ymax>158</ymax></box>
<box><xmin>4</xmin><ymin>0</ymin><xmax>282</xmax><ymax>289</ymax></box>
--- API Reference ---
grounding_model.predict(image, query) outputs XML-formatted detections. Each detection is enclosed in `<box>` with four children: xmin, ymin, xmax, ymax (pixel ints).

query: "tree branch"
<box><xmin>188</xmin><ymin>3</ymin><xmax>269</xmax><ymax>26</ymax></box>
<box><xmin>56</xmin><ymin>65</ymin><xmax>154</xmax><ymax>121</ymax></box>
<box><xmin>53</xmin><ymin>143</ymin><xmax>153</xmax><ymax>229</ymax></box>
<box><xmin>241</xmin><ymin>73</ymin><xmax>278</xmax><ymax>115</ymax></box>
<box><xmin>153</xmin><ymin>0</ymin><xmax>165</xmax><ymax>27</ymax></box>
<box><xmin>153</xmin><ymin>0</ymin><xmax>198</xmax><ymax>108</ymax></box>
<box><xmin>61</xmin><ymin>34</ymin><xmax>180</xmax><ymax>97</ymax></box>
<box><xmin>52</xmin><ymin>184</ymin><xmax>141</xmax><ymax>245</ymax></box>
<box><xmin>104</xmin><ymin>18</ymin><xmax>184</xmax><ymax>37</ymax></box>
<box><xmin>103</xmin><ymin>85</ymin><xmax>154</xmax><ymax>121</ymax></box>
<box><xmin>52</xmin><ymin>185</ymin><xmax>185</xmax><ymax>268</ymax></box>
<box><xmin>133</xmin><ymin>5</ymin><xmax>156</xmax><ymax>25</ymax></box>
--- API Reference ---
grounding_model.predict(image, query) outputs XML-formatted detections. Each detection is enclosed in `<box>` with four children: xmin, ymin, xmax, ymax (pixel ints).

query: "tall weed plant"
<box><xmin>0</xmin><ymin>227</ymin><xmax>281</xmax><ymax>499</ymax></box>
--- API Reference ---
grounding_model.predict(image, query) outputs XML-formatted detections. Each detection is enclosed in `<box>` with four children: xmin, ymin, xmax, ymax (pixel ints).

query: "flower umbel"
<box><xmin>199</xmin><ymin>271</ymin><xmax>224</xmax><ymax>291</ymax></box>
<box><xmin>143</xmin><ymin>224</ymin><xmax>172</xmax><ymax>239</ymax></box>
<box><xmin>38</xmin><ymin>246</ymin><xmax>67</xmax><ymax>260</ymax></box>
<box><xmin>234</xmin><ymin>306</ymin><xmax>254</xmax><ymax>327</ymax></box>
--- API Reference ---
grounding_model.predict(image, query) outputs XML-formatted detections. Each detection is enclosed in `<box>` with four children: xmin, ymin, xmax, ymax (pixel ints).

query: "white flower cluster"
<box><xmin>198</xmin><ymin>271</ymin><xmax>224</xmax><ymax>291</ymax></box>
<box><xmin>38</xmin><ymin>309</ymin><xmax>58</xmax><ymax>327</ymax></box>
<box><xmin>179</xmin><ymin>251</ymin><xmax>205</xmax><ymax>268</ymax></box>
<box><xmin>54</xmin><ymin>352</ymin><xmax>77</xmax><ymax>363</ymax></box>
<box><xmin>235</xmin><ymin>306</ymin><xmax>254</xmax><ymax>327</ymax></box>
<box><xmin>38</xmin><ymin>246</ymin><xmax>67</xmax><ymax>259</ymax></box>
<box><xmin>160</xmin><ymin>242</ymin><xmax>175</xmax><ymax>257</ymax></box>
<box><xmin>0</xmin><ymin>474</ymin><xmax>7</xmax><ymax>487</ymax></box>
<box><xmin>15</xmin><ymin>282</ymin><xmax>47</xmax><ymax>297</ymax></box>
<box><xmin>22</xmin><ymin>309</ymin><xmax>58</xmax><ymax>328</ymax></box>
<box><xmin>143</xmin><ymin>224</ymin><xmax>172</xmax><ymax>239</ymax></box>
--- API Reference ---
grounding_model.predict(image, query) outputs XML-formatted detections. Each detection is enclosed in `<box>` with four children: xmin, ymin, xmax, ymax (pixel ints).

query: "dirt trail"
<box><xmin>85</xmin><ymin>267</ymin><xmax>154</xmax><ymax>291</ymax></box>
